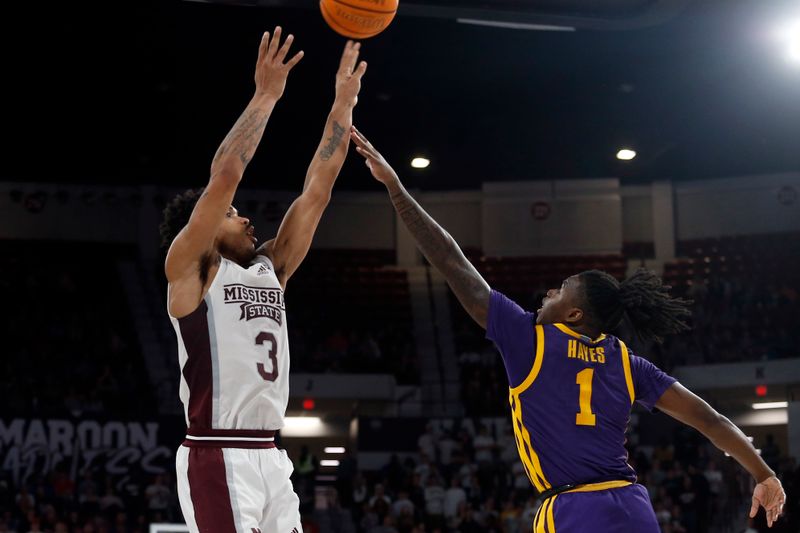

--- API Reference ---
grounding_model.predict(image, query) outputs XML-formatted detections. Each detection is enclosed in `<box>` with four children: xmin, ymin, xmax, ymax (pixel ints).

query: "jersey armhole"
<box><xmin>509</xmin><ymin>324</ymin><xmax>544</xmax><ymax>394</ymax></box>
<box><xmin>618</xmin><ymin>339</ymin><xmax>636</xmax><ymax>405</ymax></box>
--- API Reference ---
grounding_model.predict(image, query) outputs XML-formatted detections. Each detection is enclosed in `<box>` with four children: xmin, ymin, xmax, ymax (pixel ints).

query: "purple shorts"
<box><xmin>534</xmin><ymin>483</ymin><xmax>660</xmax><ymax>533</ymax></box>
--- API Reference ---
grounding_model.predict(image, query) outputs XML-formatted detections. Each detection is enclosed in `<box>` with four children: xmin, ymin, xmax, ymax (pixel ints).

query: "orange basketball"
<box><xmin>320</xmin><ymin>0</ymin><xmax>398</xmax><ymax>39</ymax></box>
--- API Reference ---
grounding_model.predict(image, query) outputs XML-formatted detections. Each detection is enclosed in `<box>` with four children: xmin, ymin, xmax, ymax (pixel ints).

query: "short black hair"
<box><xmin>158</xmin><ymin>187</ymin><xmax>205</xmax><ymax>250</ymax></box>
<box><xmin>579</xmin><ymin>268</ymin><xmax>691</xmax><ymax>345</ymax></box>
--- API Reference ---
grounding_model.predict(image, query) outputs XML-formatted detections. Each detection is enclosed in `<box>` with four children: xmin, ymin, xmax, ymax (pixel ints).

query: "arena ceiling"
<box><xmin>6</xmin><ymin>0</ymin><xmax>799</xmax><ymax>191</ymax></box>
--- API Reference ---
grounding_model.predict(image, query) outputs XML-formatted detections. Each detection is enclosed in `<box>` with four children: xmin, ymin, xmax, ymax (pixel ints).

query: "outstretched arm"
<box><xmin>165</xmin><ymin>27</ymin><xmax>303</xmax><ymax>283</ymax></box>
<box><xmin>262</xmin><ymin>41</ymin><xmax>367</xmax><ymax>288</ymax></box>
<box><xmin>350</xmin><ymin>126</ymin><xmax>490</xmax><ymax>328</ymax></box>
<box><xmin>656</xmin><ymin>383</ymin><xmax>786</xmax><ymax>527</ymax></box>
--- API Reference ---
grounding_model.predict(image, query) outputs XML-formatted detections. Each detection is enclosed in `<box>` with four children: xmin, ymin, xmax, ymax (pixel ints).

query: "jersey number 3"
<box><xmin>575</xmin><ymin>368</ymin><xmax>596</xmax><ymax>426</ymax></box>
<box><xmin>255</xmin><ymin>331</ymin><xmax>279</xmax><ymax>382</ymax></box>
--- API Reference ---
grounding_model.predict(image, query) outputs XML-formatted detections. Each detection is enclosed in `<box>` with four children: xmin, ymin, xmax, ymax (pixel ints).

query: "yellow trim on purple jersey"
<box><xmin>563</xmin><ymin>479</ymin><xmax>632</xmax><ymax>494</ymax></box>
<box><xmin>554</xmin><ymin>323</ymin><xmax>607</xmax><ymax>344</ymax></box>
<box><xmin>533</xmin><ymin>482</ymin><xmax>632</xmax><ymax>531</ymax></box>
<box><xmin>546</xmin><ymin>494</ymin><xmax>558</xmax><ymax>531</ymax></box>
<box><xmin>618</xmin><ymin>340</ymin><xmax>635</xmax><ymax>404</ymax></box>
<box><xmin>510</xmin><ymin>325</ymin><xmax>546</xmax><ymax>395</ymax></box>
<box><xmin>534</xmin><ymin>495</ymin><xmax>557</xmax><ymax>533</ymax></box>
<box><xmin>508</xmin><ymin>325</ymin><xmax>551</xmax><ymax>492</ymax></box>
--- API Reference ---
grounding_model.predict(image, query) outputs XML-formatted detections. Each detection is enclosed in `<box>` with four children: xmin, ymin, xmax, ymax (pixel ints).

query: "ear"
<box><xmin>565</xmin><ymin>307</ymin><xmax>583</xmax><ymax>325</ymax></box>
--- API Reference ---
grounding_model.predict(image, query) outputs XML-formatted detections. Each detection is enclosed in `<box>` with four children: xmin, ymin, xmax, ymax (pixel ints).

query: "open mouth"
<box><xmin>246</xmin><ymin>226</ymin><xmax>257</xmax><ymax>244</ymax></box>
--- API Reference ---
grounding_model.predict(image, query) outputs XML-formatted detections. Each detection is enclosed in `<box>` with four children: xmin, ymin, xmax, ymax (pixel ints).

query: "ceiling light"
<box><xmin>320</xmin><ymin>460</ymin><xmax>340</xmax><ymax>467</ymax></box>
<box><xmin>324</xmin><ymin>447</ymin><xmax>346</xmax><ymax>454</ymax></box>
<box><xmin>282</xmin><ymin>416</ymin><xmax>324</xmax><ymax>437</ymax></box>
<box><xmin>778</xmin><ymin>20</ymin><xmax>800</xmax><ymax>63</ymax></box>
<box><xmin>411</xmin><ymin>157</ymin><xmax>430</xmax><ymax>169</ymax></box>
<box><xmin>789</xmin><ymin>40</ymin><xmax>800</xmax><ymax>62</ymax></box>
<box><xmin>752</xmin><ymin>401</ymin><xmax>788</xmax><ymax>410</ymax></box>
<box><xmin>616</xmin><ymin>149</ymin><xmax>636</xmax><ymax>161</ymax></box>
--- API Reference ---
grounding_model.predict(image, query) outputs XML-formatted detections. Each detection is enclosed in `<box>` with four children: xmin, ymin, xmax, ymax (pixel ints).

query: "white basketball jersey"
<box><xmin>169</xmin><ymin>255</ymin><xmax>290</xmax><ymax>431</ymax></box>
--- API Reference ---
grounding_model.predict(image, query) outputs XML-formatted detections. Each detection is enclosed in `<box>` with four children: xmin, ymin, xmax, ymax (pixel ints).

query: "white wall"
<box><xmin>481</xmin><ymin>179</ymin><xmax>623</xmax><ymax>256</ymax></box>
<box><xmin>422</xmin><ymin>191</ymin><xmax>482</xmax><ymax>249</ymax></box>
<box><xmin>675</xmin><ymin>173</ymin><xmax>800</xmax><ymax>239</ymax></box>
<box><xmin>621</xmin><ymin>185</ymin><xmax>654</xmax><ymax>243</ymax></box>
<box><xmin>3</xmin><ymin>172</ymin><xmax>799</xmax><ymax>258</ymax></box>
<box><xmin>0</xmin><ymin>183</ymin><xmax>139</xmax><ymax>243</ymax></box>
<box><xmin>312</xmin><ymin>192</ymin><xmax>395</xmax><ymax>249</ymax></box>
<box><xmin>672</xmin><ymin>358</ymin><xmax>800</xmax><ymax>390</ymax></box>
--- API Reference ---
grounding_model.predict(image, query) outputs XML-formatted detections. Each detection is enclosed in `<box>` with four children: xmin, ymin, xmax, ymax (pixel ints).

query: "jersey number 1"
<box><xmin>255</xmin><ymin>331</ymin><xmax>278</xmax><ymax>382</ymax></box>
<box><xmin>575</xmin><ymin>368</ymin><xmax>596</xmax><ymax>426</ymax></box>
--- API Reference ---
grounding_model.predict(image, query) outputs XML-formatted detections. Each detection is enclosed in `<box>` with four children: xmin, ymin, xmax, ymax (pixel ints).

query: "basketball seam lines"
<box><xmin>328</xmin><ymin>0</ymin><xmax>396</xmax><ymax>15</ymax></box>
<box><xmin>320</xmin><ymin>1</ymin><xmax>384</xmax><ymax>36</ymax></box>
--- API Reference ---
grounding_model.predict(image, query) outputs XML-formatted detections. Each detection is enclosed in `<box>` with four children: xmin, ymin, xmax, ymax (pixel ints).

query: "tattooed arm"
<box><xmin>165</xmin><ymin>28</ymin><xmax>303</xmax><ymax>285</ymax></box>
<box><xmin>260</xmin><ymin>41</ymin><xmax>367</xmax><ymax>288</ymax></box>
<box><xmin>350</xmin><ymin>126</ymin><xmax>491</xmax><ymax>328</ymax></box>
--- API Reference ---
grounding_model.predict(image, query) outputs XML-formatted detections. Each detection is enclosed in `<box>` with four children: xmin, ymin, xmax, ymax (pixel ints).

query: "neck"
<box><xmin>567</xmin><ymin>323</ymin><xmax>604</xmax><ymax>340</ymax></box>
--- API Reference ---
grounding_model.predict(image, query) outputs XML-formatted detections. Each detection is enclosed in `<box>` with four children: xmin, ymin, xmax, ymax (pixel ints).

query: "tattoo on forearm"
<box><xmin>391</xmin><ymin>191</ymin><xmax>445</xmax><ymax>259</ymax></box>
<box><xmin>213</xmin><ymin>108</ymin><xmax>269</xmax><ymax>168</ymax></box>
<box><xmin>390</xmin><ymin>189</ymin><xmax>488</xmax><ymax>323</ymax></box>
<box><xmin>319</xmin><ymin>121</ymin><xmax>346</xmax><ymax>161</ymax></box>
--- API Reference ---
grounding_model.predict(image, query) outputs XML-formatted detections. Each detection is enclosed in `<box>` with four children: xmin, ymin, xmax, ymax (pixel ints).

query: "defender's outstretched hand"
<box><xmin>750</xmin><ymin>475</ymin><xmax>786</xmax><ymax>528</ymax></box>
<box><xmin>335</xmin><ymin>41</ymin><xmax>367</xmax><ymax>107</ymax></box>
<box><xmin>255</xmin><ymin>26</ymin><xmax>304</xmax><ymax>99</ymax></box>
<box><xmin>350</xmin><ymin>126</ymin><xmax>398</xmax><ymax>185</ymax></box>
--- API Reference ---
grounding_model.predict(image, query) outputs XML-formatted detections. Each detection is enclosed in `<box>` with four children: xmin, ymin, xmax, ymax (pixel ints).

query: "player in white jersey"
<box><xmin>158</xmin><ymin>28</ymin><xmax>367</xmax><ymax>533</ymax></box>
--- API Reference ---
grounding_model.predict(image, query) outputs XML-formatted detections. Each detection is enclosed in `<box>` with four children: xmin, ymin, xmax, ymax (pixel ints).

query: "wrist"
<box><xmin>252</xmin><ymin>90</ymin><xmax>280</xmax><ymax>106</ymax></box>
<box><xmin>333</xmin><ymin>99</ymin><xmax>356</xmax><ymax>112</ymax></box>
<box><xmin>756</xmin><ymin>470</ymin><xmax>776</xmax><ymax>484</ymax></box>
<box><xmin>384</xmin><ymin>175</ymin><xmax>402</xmax><ymax>193</ymax></box>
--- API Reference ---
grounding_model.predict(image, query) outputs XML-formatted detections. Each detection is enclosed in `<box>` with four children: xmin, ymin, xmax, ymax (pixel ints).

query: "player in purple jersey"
<box><xmin>350</xmin><ymin>127</ymin><xmax>787</xmax><ymax>531</ymax></box>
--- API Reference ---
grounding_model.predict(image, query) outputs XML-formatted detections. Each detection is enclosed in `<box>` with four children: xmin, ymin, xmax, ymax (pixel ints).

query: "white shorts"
<box><xmin>176</xmin><ymin>444</ymin><xmax>302</xmax><ymax>533</ymax></box>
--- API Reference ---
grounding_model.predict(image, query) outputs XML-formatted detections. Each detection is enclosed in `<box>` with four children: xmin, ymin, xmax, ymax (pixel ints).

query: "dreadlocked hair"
<box><xmin>579</xmin><ymin>268</ymin><xmax>692</xmax><ymax>345</ymax></box>
<box><xmin>158</xmin><ymin>187</ymin><xmax>205</xmax><ymax>250</ymax></box>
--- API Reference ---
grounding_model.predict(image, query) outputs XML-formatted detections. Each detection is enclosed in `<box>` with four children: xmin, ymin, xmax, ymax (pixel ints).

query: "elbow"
<box><xmin>697</xmin><ymin>410</ymin><xmax>726</xmax><ymax>438</ymax></box>
<box><xmin>210</xmin><ymin>160</ymin><xmax>243</xmax><ymax>185</ymax></box>
<box><xmin>303</xmin><ymin>186</ymin><xmax>332</xmax><ymax>208</ymax></box>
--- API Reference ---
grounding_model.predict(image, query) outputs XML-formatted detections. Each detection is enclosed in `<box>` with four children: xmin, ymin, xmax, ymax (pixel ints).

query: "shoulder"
<box><xmin>488</xmin><ymin>290</ymin><xmax>536</xmax><ymax>322</ymax></box>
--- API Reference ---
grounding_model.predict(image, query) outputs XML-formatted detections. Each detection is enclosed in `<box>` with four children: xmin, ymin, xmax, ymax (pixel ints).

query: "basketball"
<box><xmin>320</xmin><ymin>0</ymin><xmax>398</xmax><ymax>39</ymax></box>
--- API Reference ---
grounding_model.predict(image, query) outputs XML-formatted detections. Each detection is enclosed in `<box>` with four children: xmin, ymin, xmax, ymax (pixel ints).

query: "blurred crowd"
<box><xmin>303</xmin><ymin>421</ymin><xmax>800</xmax><ymax>533</ymax></box>
<box><xmin>1</xmin><ymin>421</ymin><xmax>797</xmax><ymax>533</ymax></box>
<box><xmin>0</xmin><ymin>471</ymin><xmax>179</xmax><ymax>533</ymax></box>
<box><xmin>288</xmin><ymin>324</ymin><xmax>420</xmax><ymax>385</ymax></box>
<box><xmin>0</xmin><ymin>243</ymin><xmax>153</xmax><ymax>418</ymax></box>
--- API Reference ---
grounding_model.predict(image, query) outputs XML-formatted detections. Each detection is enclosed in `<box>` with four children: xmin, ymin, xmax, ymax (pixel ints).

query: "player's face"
<box><xmin>536</xmin><ymin>275</ymin><xmax>584</xmax><ymax>325</ymax></box>
<box><xmin>216</xmin><ymin>205</ymin><xmax>258</xmax><ymax>263</ymax></box>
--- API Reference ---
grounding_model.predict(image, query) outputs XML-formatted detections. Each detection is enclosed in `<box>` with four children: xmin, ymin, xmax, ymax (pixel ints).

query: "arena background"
<box><xmin>2</xmin><ymin>0</ymin><xmax>799</xmax><ymax>532</ymax></box>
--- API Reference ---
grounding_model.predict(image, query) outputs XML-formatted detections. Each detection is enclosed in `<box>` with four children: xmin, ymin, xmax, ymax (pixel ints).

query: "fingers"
<box><xmin>286</xmin><ymin>50</ymin><xmax>305</xmax><ymax>69</ymax></box>
<box><xmin>339</xmin><ymin>40</ymin><xmax>361</xmax><ymax>75</ymax></box>
<box><xmin>353</xmin><ymin>60</ymin><xmax>368</xmax><ymax>80</ymax></box>
<box><xmin>351</xmin><ymin>124</ymin><xmax>368</xmax><ymax>143</ymax></box>
<box><xmin>268</xmin><ymin>26</ymin><xmax>282</xmax><ymax>58</ymax></box>
<box><xmin>350</xmin><ymin>128</ymin><xmax>372</xmax><ymax>153</ymax></box>
<box><xmin>749</xmin><ymin>497</ymin><xmax>759</xmax><ymax>518</ymax></box>
<box><xmin>276</xmin><ymin>33</ymin><xmax>294</xmax><ymax>62</ymax></box>
<box><xmin>258</xmin><ymin>31</ymin><xmax>270</xmax><ymax>62</ymax></box>
<box><xmin>767</xmin><ymin>500</ymin><xmax>784</xmax><ymax>526</ymax></box>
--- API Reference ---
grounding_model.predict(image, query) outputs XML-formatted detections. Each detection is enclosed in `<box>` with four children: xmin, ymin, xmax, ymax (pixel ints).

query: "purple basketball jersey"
<box><xmin>486</xmin><ymin>290</ymin><xmax>676</xmax><ymax>492</ymax></box>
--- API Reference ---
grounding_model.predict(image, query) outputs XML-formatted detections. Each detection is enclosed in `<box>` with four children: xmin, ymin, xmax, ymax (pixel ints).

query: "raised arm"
<box><xmin>656</xmin><ymin>383</ymin><xmax>786</xmax><ymax>527</ymax></box>
<box><xmin>262</xmin><ymin>41</ymin><xmax>367</xmax><ymax>287</ymax></box>
<box><xmin>165</xmin><ymin>28</ymin><xmax>303</xmax><ymax>283</ymax></box>
<box><xmin>350</xmin><ymin>126</ymin><xmax>490</xmax><ymax>329</ymax></box>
